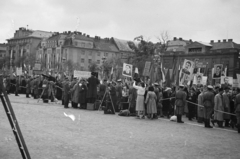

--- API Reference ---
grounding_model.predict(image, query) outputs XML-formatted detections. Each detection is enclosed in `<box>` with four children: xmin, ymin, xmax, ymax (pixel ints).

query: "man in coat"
<box><xmin>79</xmin><ymin>79</ymin><xmax>88</xmax><ymax>109</ymax></box>
<box><xmin>214</xmin><ymin>87</ymin><xmax>224</xmax><ymax>128</ymax></box>
<box><xmin>197</xmin><ymin>86</ymin><xmax>204</xmax><ymax>123</ymax></box>
<box><xmin>202</xmin><ymin>85</ymin><xmax>215</xmax><ymax>128</ymax></box>
<box><xmin>87</xmin><ymin>72</ymin><xmax>100</xmax><ymax>103</ymax></box>
<box><xmin>15</xmin><ymin>76</ymin><xmax>20</xmax><ymax>96</ymax></box>
<box><xmin>234</xmin><ymin>88</ymin><xmax>240</xmax><ymax>133</ymax></box>
<box><xmin>223</xmin><ymin>87</ymin><xmax>231</xmax><ymax>127</ymax></box>
<box><xmin>175</xmin><ymin>84</ymin><xmax>187</xmax><ymax>123</ymax></box>
<box><xmin>26</xmin><ymin>76</ymin><xmax>31</xmax><ymax>98</ymax></box>
<box><xmin>63</xmin><ymin>78</ymin><xmax>71</xmax><ymax>108</ymax></box>
<box><xmin>115</xmin><ymin>79</ymin><xmax>122</xmax><ymax>112</ymax></box>
<box><xmin>70</xmin><ymin>79</ymin><xmax>81</xmax><ymax>108</ymax></box>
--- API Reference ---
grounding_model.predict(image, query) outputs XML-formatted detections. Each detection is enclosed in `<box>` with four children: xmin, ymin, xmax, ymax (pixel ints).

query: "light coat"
<box><xmin>214</xmin><ymin>94</ymin><xmax>224</xmax><ymax>121</ymax></box>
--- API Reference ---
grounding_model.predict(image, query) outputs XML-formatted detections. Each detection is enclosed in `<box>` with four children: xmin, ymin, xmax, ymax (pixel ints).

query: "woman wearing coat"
<box><xmin>214</xmin><ymin>87</ymin><xmax>224</xmax><ymax>128</ymax></box>
<box><xmin>70</xmin><ymin>79</ymin><xmax>81</xmax><ymax>108</ymax></box>
<box><xmin>145</xmin><ymin>86</ymin><xmax>157</xmax><ymax>119</ymax></box>
<box><xmin>133</xmin><ymin>81</ymin><xmax>146</xmax><ymax>119</ymax></box>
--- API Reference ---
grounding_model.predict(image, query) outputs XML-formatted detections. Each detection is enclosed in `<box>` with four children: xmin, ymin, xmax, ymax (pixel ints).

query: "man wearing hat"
<box><xmin>175</xmin><ymin>84</ymin><xmax>187</xmax><ymax>123</ymax></box>
<box><xmin>234</xmin><ymin>88</ymin><xmax>240</xmax><ymax>133</ymax></box>
<box><xmin>202</xmin><ymin>85</ymin><xmax>215</xmax><ymax>128</ymax></box>
<box><xmin>115</xmin><ymin>79</ymin><xmax>122</xmax><ymax>112</ymax></box>
<box><xmin>87</xmin><ymin>72</ymin><xmax>100</xmax><ymax>103</ymax></box>
<box><xmin>63</xmin><ymin>77</ymin><xmax>71</xmax><ymax>108</ymax></box>
<box><xmin>222</xmin><ymin>87</ymin><xmax>231</xmax><ymax>127</ymax></box>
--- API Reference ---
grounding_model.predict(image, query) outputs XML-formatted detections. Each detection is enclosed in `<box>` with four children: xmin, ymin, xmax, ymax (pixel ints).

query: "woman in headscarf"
<box><xmin>133</xmin><ymin>81</ymin><xmax>146</xmax><ymax>119</ymax></box>
<box><xmin>145</xmin><ymin>86</ymin><xmax>157</xmax><ymax>119</ymax></box>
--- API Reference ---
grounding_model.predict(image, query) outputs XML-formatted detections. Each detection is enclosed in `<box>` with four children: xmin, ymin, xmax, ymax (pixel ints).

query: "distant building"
<box><xmin>6</xmin><ymin>27</ymin><xmax>53</xmax><ymax>68</ymax></box>
<box><xmin>166</xmin><ymin>37</ymin><xmax>192</xmax><ymax>52</ymax></box>
<box><xmin>162</xmin><ymin>39</ymin><xmax>240</xmax><ymax>83</ymax></box>
<box><xmin>0</xmin><ymin>43</ymin><xmax>7</xmax><ymax>69</ymax></box>
<box><xmin>36</xmin><ymin>31</ymin><xmax>134</xmax><ymax>72</ymax></box>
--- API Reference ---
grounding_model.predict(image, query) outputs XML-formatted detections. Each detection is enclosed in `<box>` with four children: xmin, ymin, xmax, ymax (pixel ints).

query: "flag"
<box><xmin>161</xmin><ymin>63</ymin><xmax>165</xmax><ymax>83</ymax></box>
<box><xmin>176</xmin><ymin>65</ymin><xmax>181</xmax><ymax>86</ymax></box>
<box><xmin>224</xmin><ymin>66</ymin><xmax>228</xmax><ymax>76</ymax></box>
<box><xmin>165</xmin><ymin>69</ymin><xmax>171</xmax><ymax>87</ymax></box>
<box><xmin>110</xmin><ymin>67</ymin><xmax>114</xmax><ymax>81</ymax></box>
<box><xmin>133</xmin><ymin>67</ymin><xmax>139</xmax><ymax>79</ymax></box>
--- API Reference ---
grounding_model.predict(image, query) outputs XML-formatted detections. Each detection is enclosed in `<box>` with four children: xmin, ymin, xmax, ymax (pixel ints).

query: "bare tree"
<box><xmin>156</xmin><ymin>31</ymin><xmax>169</xmax><ymax>53</ymax></box>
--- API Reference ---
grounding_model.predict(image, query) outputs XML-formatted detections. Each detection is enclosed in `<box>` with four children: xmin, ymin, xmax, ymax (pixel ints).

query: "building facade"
<box><xmin>36</xmin><ymin>31</ymin><xmax>134</xmax><ymax>72</ymax></box>
<box><xmin>6</xmin><ymin>27</ymin><xmax>53</xmax><ymax>68</ymax></box>
<box><xmin>0</xmin><ymin>43</ymin><xmax>7</xmax><ymax>69</ymax></box>
<box><xmin>162</xmin><ymin>39</ymin><xmax>240</xmax><ymax>83</ymax></box>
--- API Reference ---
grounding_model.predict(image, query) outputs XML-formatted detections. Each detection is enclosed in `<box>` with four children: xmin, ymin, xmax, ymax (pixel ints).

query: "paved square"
<box><xmin>0</xmin><ymin>95</ymin><xmax>239</xmax><ymax>159</ymax></box>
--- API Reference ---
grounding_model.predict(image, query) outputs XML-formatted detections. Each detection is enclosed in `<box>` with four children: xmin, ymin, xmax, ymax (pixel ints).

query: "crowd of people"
<box><xmin>2</xmin><ymin>72</ymin><xmax>240</xmax><ymax>134</ymax></box>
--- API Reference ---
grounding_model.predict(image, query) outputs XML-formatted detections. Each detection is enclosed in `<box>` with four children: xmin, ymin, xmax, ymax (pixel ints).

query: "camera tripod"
<box><xmin>38</xmin><ymin>82</ymin><xmax>57</xmax><ymax>103</ymax></box>
<box><xmin>0</xmin><ymin>76</ymin><xmax>31</xmax><ymax>159</ymax></box>
<box><xmin>98</xmin><ymin>89</ymin><xmax>115</xmax><ymax>114</ymax></box>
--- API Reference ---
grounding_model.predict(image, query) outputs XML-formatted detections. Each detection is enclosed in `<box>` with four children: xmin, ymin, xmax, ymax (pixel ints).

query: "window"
<box><xmin>81</xmin><ymin>59</ymin><xmax>85</xmax><ymax>63</ymax></box>
<box><xmin>89</xmin><ymin>51</ymin><xmax>92</xmax><ymax>56</ymax></box>
<box><xmin>97</xmin><ymin>52</ymin><xmax>100</xmax><ymax>56</ymax></box>
<box><xmin>88</xmin><ymin>59</ymin><xmax>92</xmax><ymax>63</ymax></box>
<box><xmin>82</xmin><ymin>50</ymin><xmax>85</xmax><ymax>55</ymax></box>
<box><xmin>97</xmin><ymin>60</ymin><xmax>100</xmax><ymax>64</ymax></box>
<box><xmin>189</xmin><ymin>48</ymin><xmax>202</xmax><ymax>53</ymax></box>
<box><xmin>74</xmin><ymin>41</ymin><xmax>78</xmax><ymax>46</ymax></box>
<box><xmin>104</xmin><ymin>52</ymin><xmax>108</xmax><ymax>56</ymax></box>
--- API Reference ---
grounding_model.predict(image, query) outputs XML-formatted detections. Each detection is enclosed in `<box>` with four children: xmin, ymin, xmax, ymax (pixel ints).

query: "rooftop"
<box><xmin>113</xmin><ymin>38</ymin><xmax>133</xmax><ymax>52</ymax></box>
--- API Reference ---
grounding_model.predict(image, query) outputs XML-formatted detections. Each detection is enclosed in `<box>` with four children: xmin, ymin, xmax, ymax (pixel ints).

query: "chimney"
<box><xmin>223</xmin><ymin>39</ymin><xmax>226</xmax><ymax>42</ymax></box>
<box><xmin>179</xmin><ymin>37</ymin><xmax>183</xmax><ymax>40</ymax></box>
<box><xmin>218</xmin><ymin>40</ymin><xmax>221</xmax><ymax>43</ymax></box>
<box><xmin>83</xmin><ymin>33</ymin><xmax>86</xmax><ymax>36</ymax></box>
<box><xmin>228</xmin><ymin>39</ymin><xmax>233</xmax><ymax>42</ymax></box>
<box><xmin>87</xmin><ymin>35</ymin><xmax>90</xmax><ymax>37</ymax></box>
<box><xmin>210</xmin><ymin>40</ymin><xmax>214</xmax><ymax>43</ymax></box>
<box><xmin>173</xmin><ymin>37</ymin><xmax>177</xmax><ymax>41</ymax></box>
<box><xmin>189</xmin><ymin>39</ymin><xmax>192</xmax><ymax>42</ymax></box>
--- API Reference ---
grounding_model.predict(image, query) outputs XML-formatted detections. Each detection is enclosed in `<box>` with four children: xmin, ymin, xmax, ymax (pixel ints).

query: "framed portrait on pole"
<box><xmin>179</xmin><ymin>59</ymin><xmax>194</xmax><ymax>85</ymax></box>
<box><xmin>212</xmin><ymin>64</ymin><xmax>223</xmax><ymax>79</ymax></box>
<box><xmin>122</xmin><ymin>63</ymin><xmax>133</xmax><ymax>78</ymax></box>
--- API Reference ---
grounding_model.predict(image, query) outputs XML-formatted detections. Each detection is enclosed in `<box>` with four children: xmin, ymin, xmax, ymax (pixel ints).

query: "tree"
<box><xmin>88</xmin><ymin>62</ymin><xmax>99</xmax><ymax>72</ymax></box>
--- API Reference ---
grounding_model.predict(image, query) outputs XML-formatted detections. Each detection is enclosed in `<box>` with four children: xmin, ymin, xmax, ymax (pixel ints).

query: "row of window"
<box><xmin>81</xmin><ymin>59</ymin><xmax>101</xmax><ymax>64</ymax></box>
<box><xmin>9</xmin><ymin>39</ymin><xmax>32</xmax><ymax>44</ymax></box>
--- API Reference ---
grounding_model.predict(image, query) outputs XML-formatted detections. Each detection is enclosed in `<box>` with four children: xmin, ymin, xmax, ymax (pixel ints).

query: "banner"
<box><xmin>179</xmin><ymin>59</ymin><xmax>194</xmax><ymax>85</ymax></box>
<box><xmin>237</xmin><ymin>74</ymin><xmax>240</xmax><ymax>88</ymax></box>
<box><xmin>122</xmin><ymin>63</ymin><xmax>133</xmax><ymax>77</ymax></box>
<box><xmin>16</xmin><ymin>67</ymin><xmax>22</xmax><ymax>76</ymax></box>
<box><xmin>212</xmin><ymin>64</ymin><xmax>223</xmax><ymax>79</ymax></box>
<box><xmin>73</xmin><ymin>70</ymin><xmax>91</xmax><ymax>78</ymax></box>
<box><xmin>142</xmin><ymin>61</ymin><xmax>151</xmax><ymax>76</ymax></box>
<box><xmin>232</xmin><ymin>79</ymin><xmax>239</xmax><ymax>88</ymax></box>
<box><xmin>220</xmin><ymin>76</ymin><xmax>233</xmax><ymax>87</ymax></box>
<box><xmin>34</xmin><ymin>63</ymin><xmax>41</xmax><ymax>71</ymax></box>
<box><xmin>193</xmin><ymin>73</ymin><xmax>203</xmax><ymax>85</ymax></box>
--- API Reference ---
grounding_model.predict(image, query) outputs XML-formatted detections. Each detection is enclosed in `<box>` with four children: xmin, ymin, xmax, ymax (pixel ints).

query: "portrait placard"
<box><xmin>179</xmin><ymin>59</ymin><xmax>194</xmax><ymax>85</ymax></box>
<box><xmin>122</xmin><ymin>63</ymin><xmax>133</xmax><ymax>77</ymax></box>
<box><xmin>212</xmin><ymin>64</ymin><xmax>223</xmax><ymax>79</ymax></box>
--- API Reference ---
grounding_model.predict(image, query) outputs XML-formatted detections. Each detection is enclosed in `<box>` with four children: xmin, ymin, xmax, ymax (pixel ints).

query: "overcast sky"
<box><xmin>1</xmin><ymin>0</ymin><xmax>240</xmax><ymax>43</ymax></box>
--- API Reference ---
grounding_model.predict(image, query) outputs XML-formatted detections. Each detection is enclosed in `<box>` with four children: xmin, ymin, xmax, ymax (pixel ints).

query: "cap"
<box><xmin>179</xmin><ymin>84</ymin><xmax>184</xmax><ymax>88</ymax></box>
<box><xmin>207</xmin><ymin>85</ymin><xmax>213</xmax><ymax>89</ymax></box>
<box><xmin>117</xmin><ymin>79</ymin><xmax>122</xmax><ymax>82</ymax></box>
<box><xmin>165</xmin><ymin>87</ymin><xmax>171</xmax><ymax>91</ymax></box>
<box><xmin>154</xmin><ymin>83</ymin><xmax>159</xmax><ymax>86</ymax></box>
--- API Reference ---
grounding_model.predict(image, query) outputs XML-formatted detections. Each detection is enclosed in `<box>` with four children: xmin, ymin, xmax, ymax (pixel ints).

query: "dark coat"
<box><xmin>70</xmin><ymin>82</ymin><xmax>80</xmax><ymax>103</ymax></box>
<box><xmin>63</xmin><ymin>81</ymin><xmax>70</xmax><ymax>101</ymax></box>
<box><xmin>26</xmin><ymin>78</ymin><xmax>31</xmax><ymax>94</ymax></box>
<box><xmin>87</xmin><ymin>76</ymin><xmax>100</xmax><ymax>98</ymax></box>
<box><xmin>79</xmin><ymin>84</ymin><xmax>88</xmax><ymax>104</ymax></box>
<box><xmin>175</xmin><ymin>90</ymin><xmax>187</xmax><ymax>115</ymax></box>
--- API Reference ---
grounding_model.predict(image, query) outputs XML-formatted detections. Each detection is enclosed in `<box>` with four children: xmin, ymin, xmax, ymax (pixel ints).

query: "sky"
<box><xmin>1</xmin><ymin>0</ymin><xmax>240</xmax><ymax>43</ymax></box>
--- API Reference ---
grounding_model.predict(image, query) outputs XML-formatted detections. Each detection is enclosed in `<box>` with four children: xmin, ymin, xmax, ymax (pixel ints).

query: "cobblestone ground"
<box><xmin>0</xmin><ymin>94</ymin><xmax>240</xmax><ymax>159</ymax></box>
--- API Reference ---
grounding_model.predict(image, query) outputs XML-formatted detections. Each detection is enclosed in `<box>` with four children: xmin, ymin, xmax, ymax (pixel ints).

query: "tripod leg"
<box><xmin>109</xmin><ymin>93</ymin><xmax>115</xmax><ymax>114</ymax></box>
<box><xmin>0</xmin><ymin>91</ymin><xmax>31</xmax><ymax>159</ymax></box>
<box><xmin>37</xmin><ymin>88</ymin><xmax>45</xmax><ymax>103</ymax></box>
<box><xmin>98</xmin><ymin>91</ymin><xmax>107</xmax><ymax>111</ymax></box>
